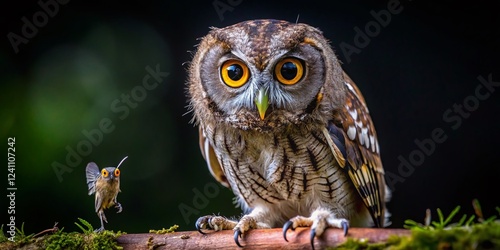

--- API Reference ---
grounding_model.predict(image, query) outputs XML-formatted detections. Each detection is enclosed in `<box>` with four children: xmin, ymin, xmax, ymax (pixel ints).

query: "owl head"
<box><xmin>188</xmin><ymin>19</ymin><xmax>347</xmax><ymax>131</ymax></box>
<box><xmin>97</xmin><ymin>156</ymin><xmax>127</xmax><ymax>183</ymax></box>
<box><xmin>100</xmin><ymin>167</ymin><xmax>120</xmax><ymax>182</ymax></box>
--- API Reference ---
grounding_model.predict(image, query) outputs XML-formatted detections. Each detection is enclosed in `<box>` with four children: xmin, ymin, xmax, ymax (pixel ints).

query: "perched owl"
<box><xmin>187</xmin><ymin>19</ymin><xmax>390</xmax><ymax>248</ymax></box>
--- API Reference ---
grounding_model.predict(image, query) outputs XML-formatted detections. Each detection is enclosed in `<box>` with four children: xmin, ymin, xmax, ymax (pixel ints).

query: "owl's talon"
<box><xmin>195</xmin><ymin>216</ymin><xmax>208</xmax><ymax>234</ymax></box>
<box><xmin>282</xmin><ymin>220</ymin><xmax>294</xmax><ymax>242</ymax></box>
<box><xmin>195</xmin><ymin>223</ymin><xmax>206</xmax><ymax>235</ymax></box>
<box><xmin>310</xmin><ymin>228</ymin><xmax>316</xmax><ymax>250</ymax></box>
<box><xmin>234</xmin><ymin>229</ymin><xmax>243</xmax><ymax>247</ymax></box>
<box><xmin>342</xmin><ymin>220</ymin><xmax>349</xmax><ymax>236</ymax></box>
<box><xmin>195</xmin><ymin>215</ymin><xmax>239</xmax><ymax>235</ymax></box>
<box><xmin>196</xmin><ymin>228</ymin><xmax>207</xmax><ymax>234</ymax></box>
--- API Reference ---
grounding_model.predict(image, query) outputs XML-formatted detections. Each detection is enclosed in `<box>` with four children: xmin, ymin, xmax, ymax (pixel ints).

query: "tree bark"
<box><xmin>116</xmin><ymin>228</ymin><xmax>411</xmax><ymax>250</ymax></box>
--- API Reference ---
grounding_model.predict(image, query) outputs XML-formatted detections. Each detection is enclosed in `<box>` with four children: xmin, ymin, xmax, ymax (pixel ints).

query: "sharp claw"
<box><xmin>196</xmin><ymin>224</ymin><xmax>206</xmax><ymax>235</ymax></box>
<box><xmin>234</xmin><ymin>229</ymin><xmax>243</xmax><ymax>247</ymax></box>
<box><xmin>310</xmin><ymin>228</ymin><xmax>316</xmax><ymax>250</ymax></box>
<box><xmin>341</xmin><ymin>220</ymin><xmax>349</xmax><ymax>236</ymax></box>
<box><xmin>195</xmin><ymin>217</ymin><xmax>207</xmax><ymax>235</ymax></box>
<box><xmin>115</xmin><ymin>203</ymin><xmax>122</xmax><ymax>213</ymax></box>
<box><xmin>282</xmin><ymin>220</ymin><xmax>294</xmax><ymax>242</ymax></box>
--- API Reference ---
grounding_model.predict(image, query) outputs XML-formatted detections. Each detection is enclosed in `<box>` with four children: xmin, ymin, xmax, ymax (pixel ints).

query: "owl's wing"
<box><xmin>198</xmin><ymin>127</ymin><xmax>230</xmax><ymax>188</ymax></box>
<box><xmin>323</xmin><ymin>72</ymin><xmax>387</xmax><ymax>227</ymax></box>
<box><xmin>86</xmin><ymin>162</ymin><xmax>100</xmax><ymax>195</ymax></box>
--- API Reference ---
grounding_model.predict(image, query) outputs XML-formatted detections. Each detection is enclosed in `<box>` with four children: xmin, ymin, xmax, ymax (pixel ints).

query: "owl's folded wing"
<box><xmin>199</xmin><ymin>126</ymin><xmax>230</xmax><ymax>188</ymax></box>
<box><xmin>323</xmin><ymin>72</ymin><xmax>387</xmax><ymax>227</ymax></box>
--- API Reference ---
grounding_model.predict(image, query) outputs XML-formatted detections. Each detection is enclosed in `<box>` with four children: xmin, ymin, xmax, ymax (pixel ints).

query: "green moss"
<box><xmin>398</xmin><ymin>221</ymin><xmax>500</xmax><ymax>250</ymax></box>
<box><xmin>87</xmin><ymin>230</ymin><xmax>125</xmax><ymax>250</ymax></box>
<box><xmin>149</xmin><ymin>224</ymin><xmax>179</xmax><ymax>234</ymax></box>
<box><xmin>329</xmin><ymin>203</ymin><xmax>500</xmax><ymax>250</ymax></box>
<box><xmin>0</xmin><ymin>220</ymin><xmax>125</xmax><ymax>250</ymax></box>
<box><xmin>326</xmin><ymin>222</ymin><xmax>500</xmax><ymax>250</ymax></box>
<box><xmin>45</xmin><ymin>231</ymin><xmax>84</xmax><ymax>250</ymax></box>
<box><xmin>45</xmin><ymin>230</ymin><xmax>125</xmax><ymax>250</ymax></box>
<box><xmin>332</xmin><ymin>238</ymin><xmax>387</xmax><ymax>250</ymax></box>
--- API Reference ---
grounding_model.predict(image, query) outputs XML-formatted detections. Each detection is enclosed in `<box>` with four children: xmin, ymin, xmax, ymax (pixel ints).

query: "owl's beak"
<box><xmin>254</xmin><ymin>88</ymin><xmax>269</xmax><ymax>120</ymax></box>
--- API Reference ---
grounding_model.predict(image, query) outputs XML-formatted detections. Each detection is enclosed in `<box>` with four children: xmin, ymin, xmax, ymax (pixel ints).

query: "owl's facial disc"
<box><xmin>194</xmin><ymin>20</ymin><xmax>331</xmax><ymax>129</ymax></box>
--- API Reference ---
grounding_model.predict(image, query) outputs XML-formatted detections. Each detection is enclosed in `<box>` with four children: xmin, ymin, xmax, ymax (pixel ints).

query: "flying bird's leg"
<box><xmin>95</xmin><ymin>210</ymin><xmax>108</xmax><ymax>232</ymax></box>
<box><xmin>283</xmin><ymin>207</ymin><xmax>349</xmax><ymax>250</ymax></box>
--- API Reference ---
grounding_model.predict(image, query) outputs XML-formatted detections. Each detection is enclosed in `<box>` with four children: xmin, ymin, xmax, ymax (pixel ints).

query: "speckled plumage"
<box><xmin>187</xmin><ymin>19</ymin><xmax>390</xmax><ymax>247</ymax></box>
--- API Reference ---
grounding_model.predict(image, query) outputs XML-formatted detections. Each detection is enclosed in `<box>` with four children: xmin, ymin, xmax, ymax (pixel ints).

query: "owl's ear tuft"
<box><xmin>301</xmin><ymin>37</ymin><xmax>319</xmax><ymax>46</ymax></box>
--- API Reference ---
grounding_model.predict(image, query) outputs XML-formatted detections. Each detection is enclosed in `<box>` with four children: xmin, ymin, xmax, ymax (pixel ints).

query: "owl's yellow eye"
<box><xmin>114</xmin><ymin>169</ymin><xmax>120</xmax><ymax>177</ymax></box>
<box><xmin>275</xmin><ymin>58</ymin><xmax>304</xmax><ymax>85</ymax></box>
<box><xmin>221</xmin><ymin>60</ymin><xmax>250</xmax><ymax>88</ymax></box>
<box><xmin>101</xmin><ymin>169</ymin><xmax>109</xmax><ymax>178</ymax></box>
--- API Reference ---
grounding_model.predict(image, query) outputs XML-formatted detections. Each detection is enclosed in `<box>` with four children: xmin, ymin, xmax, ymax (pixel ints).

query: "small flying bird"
<box><xmin>86</xmin><ymin>156</ymin><xmax>128</xmax><ymax>232</ymax></box>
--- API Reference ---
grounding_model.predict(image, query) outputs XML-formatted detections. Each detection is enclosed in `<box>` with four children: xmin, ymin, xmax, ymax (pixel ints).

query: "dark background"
<box><xmin>2</xmin><ymin>0</ymin><xmax>500</xmax><ymax>235</ymax></box>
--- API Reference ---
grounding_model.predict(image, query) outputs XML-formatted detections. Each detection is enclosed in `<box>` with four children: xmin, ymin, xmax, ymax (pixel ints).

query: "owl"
<box><xmin>187</xmin><ymin>19</ymin><xmax>390</xmax><ymax>248</ymax></box>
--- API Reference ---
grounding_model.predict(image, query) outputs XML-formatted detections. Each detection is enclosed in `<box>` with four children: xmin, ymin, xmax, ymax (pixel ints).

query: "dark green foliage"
<box><xmin>14</xmin><ymin>222</ymin><xmax>35</xmax><ymax>245</ymax></box>
<box><xmin>0</xmin><ymin>225</ymin><xmax>7</xmax><ymax>243</ymax></box>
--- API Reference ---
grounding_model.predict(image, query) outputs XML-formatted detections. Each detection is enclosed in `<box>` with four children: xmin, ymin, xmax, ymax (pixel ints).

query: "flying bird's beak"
<box><xmin>254</xmin><ymin>87</ymin><xmax>269</xmax><ymax>120</ymax></box>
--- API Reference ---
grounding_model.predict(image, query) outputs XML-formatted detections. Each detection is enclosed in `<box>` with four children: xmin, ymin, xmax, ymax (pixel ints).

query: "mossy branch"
<box><xmin>1</xmin><ymin>201</ymin><xmax>499</xmax><ymax>249</ymax></box>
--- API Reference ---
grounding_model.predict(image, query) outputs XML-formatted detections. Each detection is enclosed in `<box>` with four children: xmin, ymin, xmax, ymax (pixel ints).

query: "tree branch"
<box><xmin>116</xmin><ymin>228</ymin><xmax>411</xmax><ymax>249</ymax></box>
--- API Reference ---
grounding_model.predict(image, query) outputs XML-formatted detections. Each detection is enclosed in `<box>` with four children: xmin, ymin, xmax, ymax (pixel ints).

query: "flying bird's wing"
<box><xmin>86</xmin><ymin>162</ymin><xmax>100</xmax><ymax>195</ymax></box>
